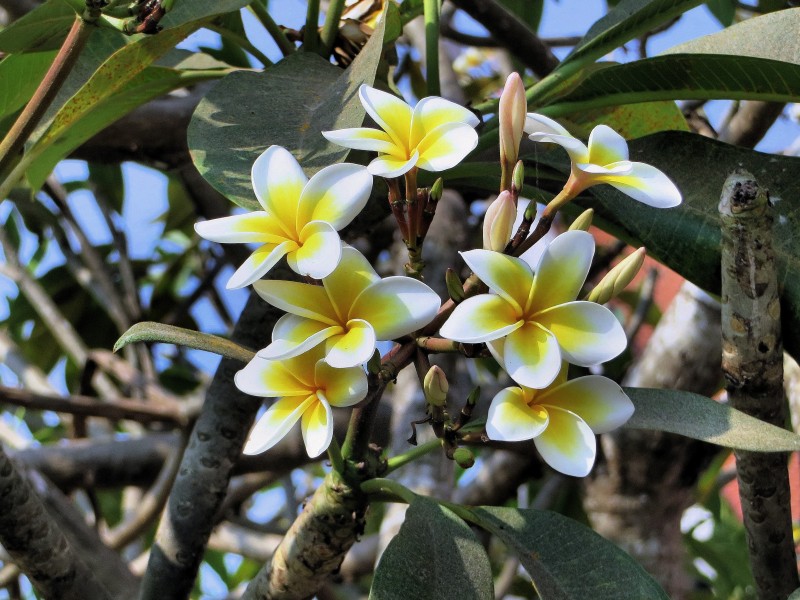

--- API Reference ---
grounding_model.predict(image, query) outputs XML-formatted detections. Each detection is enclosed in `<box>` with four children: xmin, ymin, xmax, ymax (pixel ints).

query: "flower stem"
<box><xmin>327</xmin><ymin>436</ymin><xmax>346</xmax><ymax>476</ymax></box>
<box><xmin>416</xmin><ymin>336</ymin><xmax>461</xmax><ymax>353</ymax></box>
<box><xmin>320</xmin><ymin>0</ymin><xmax>346</xmax><ymax>58</ymax></box>
<box><xmin>0</xmin><ymin>15</ymin><xmax>92</xmax><ymax>182</ymax></box>
<box><xmin>361</xmin><ymin>477</ymin><xmax>417</xmax><ymax>504</ymax></box>
<box><xmin>248</xmin><ymin>1</ymin><xmax>295</xmax><ymax>56</ymax></box>
<box><xmin>385</xmin><ymin>438</ymin><xmax>441</xmax><ymax>474</ymax></box>
<box><xmin>303</xmin><ymin>0</ymin><xmax>321</xmax><ymax>53</ymax></box>
<box><xmin>423</xmin><ymin>0</ymin><xmax>441</xmax><ymax>97</ymax></box>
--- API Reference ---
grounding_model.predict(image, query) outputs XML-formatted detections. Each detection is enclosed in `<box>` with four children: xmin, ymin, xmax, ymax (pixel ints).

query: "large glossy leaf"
<box><xmin>370</xmin><ymin>496</ymin><xmax>493</xmax><ymax>600</ymax></box>
<box><xmin>187</xmin><ymin>3</ymin><xmax>398</xmax><ymax>210</ymax></box>
<box><xmin>468</xmin><ymin>507</ymin><xmax>668</xmax><ymax>600</ymax></box>
<box><xmin>544</xmin><ymin>54</ymin><xmax>800</xmax><ymax>116</ymax></box>
<box><xmin>625</xmin><ymin>388</ymin><xmax>800</xmax><ymax>451</ymax></box>
<box><xmin>0</xmin><ymin>0</ymin><xmax>76</xmax><ymax>53</ymax></box>
<box><xmin>560</xmin><ymin>0</ymin><xmax>703</xmax><ymax>68</ymax></box>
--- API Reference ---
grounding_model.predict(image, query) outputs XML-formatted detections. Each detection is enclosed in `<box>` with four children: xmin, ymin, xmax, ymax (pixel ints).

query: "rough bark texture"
<box><xmin>0</xmin><ymin>447</ymin><xmax>113</xmax><ymax>600</ymax></box>
<box><xmin>139</xmin><ymin>292</ymin><xmax>281</xmax><ymax>600</ymax></box>
<box><xmin>584</xmin><ymin>281</ymin><xmax>723</xmax><ymax>599</ymax></box>
<box><xmin>719</xmin><ymin>171</ymin><xmax>799</xmax><ymax>600</ymax></box>
<box><xmin>240</xmin><ymin>470</ymin><xmax>369</xmax><ymax>600</ymax></box>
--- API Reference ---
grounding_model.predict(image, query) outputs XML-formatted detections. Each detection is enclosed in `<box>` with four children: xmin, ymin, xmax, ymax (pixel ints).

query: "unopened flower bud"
<box><xmin>587</xmin><ymin>247</ymin><xmax>647</xmax><ymax>304</ymax></box>
<box><xmin>445</xmin><ymin>268</ymin><xmax>465</xmax><ymax>303</ymax></box>
<box><xmin>452</xmin><ymin>447</ymin><xmax>475</xmax><ymax>469</ymax></box>
<box><xmin>423</xmin><ymin>365</ymin><xmax>449</xmax><ymax>407</ymax></box>
<box><xmin>511</xmin><ymin>161</ymin><xmax>524</xmax><ymax>196</ymax></box>
<box><xmin>430</xmin><ymin>177</ymin><xmax>443</xmax><ymax>202</ymax></box>
<box><xmin>483</xmin><ymin>191</ymin><xmax>516</xmax><ymax>252</ymax></box>
<box><xmin>569</xmin><ymin>208</ymin><xmax>594</xmax><ymax>232</ymax></box>
<box><xmin>499</xmin><ymin>72</ymin><xmax>526</xmax><ymax>168</ymax></box>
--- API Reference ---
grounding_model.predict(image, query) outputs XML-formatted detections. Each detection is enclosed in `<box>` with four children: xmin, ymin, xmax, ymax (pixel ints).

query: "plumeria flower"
<box><xmin>524</xmin><ymin>113</ymin><xmax>681</xmax><ymax>208</ymax></box>
<box><xmin>194</xmin><ymin>145</ymin><xmax>372</xmax><ymax>288</ymax></box>
<box><xmin>236</xmin><ymin>344</ymin><xmax>367</xmax><ymax>458</ymax></box>
<box><xmin>487</xmin><ymin>369</ymin><xmax>634</xmax><ymax>477</ymax></box>
<box><xmin>253</xmin><ymin>246</ymin><xmax>441</xmax><ymax>368</ymax></box>
<box><xmin>440</xmin><ymin>230</ymin><xmax>626</xmax><ymax>389</ymax></box>
<box><xmin>322</xmin><ymin>85</ymin><xmax>480</xmax><ymax>178</ymax></box>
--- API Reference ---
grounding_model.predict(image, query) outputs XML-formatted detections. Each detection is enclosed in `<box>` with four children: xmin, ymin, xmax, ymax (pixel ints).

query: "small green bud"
<box><xmin>511</xmin><ymin>161</ymin><xmax>525</xmax><ymax>194</ymax></box>
<box><xmin>452</xmin><ymin>447</ymin><xmax>475</xmax><ymax>469</ymax></box>
<box><xmin>523</xmin><ymin>200</ymin><xmax>537</xmax><ymax>222</ymax></box>
<box><xmin>445</xmin><ymin>268</ymin><xmax>465</xmax><ymax>303</ymax></box>
<box><xmin>423</xmin><ymin>365</ymin><xmax>449</xmax><ymax>407</ymax></box>
<box><xmin>587</xmin><ymin>247</ymin><xmax>647</xmax><ymax>304</ymax></box>
<box><xmin>568</xmin><ymin>208</ymin><xmax>594</xmax><ymax>232</ymax></box>
<box><xmin>430</xmin><ymin>178</ymin><xmax>444</xmax><ymax>202</ymax></box>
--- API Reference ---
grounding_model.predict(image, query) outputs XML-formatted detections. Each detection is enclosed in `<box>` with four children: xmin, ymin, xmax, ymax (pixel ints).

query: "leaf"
<box><xmin>369</xmin><ymin>497</ymin><xmax>493</xmax><ymax>600</ymax></box>
<box><xmin>789</xmin><ymin>588</ymin><xmax>800</xmax><ymax>600</ymax></box>
<box><xmin>544</xmin><ymin>54</ymin><xmax>800</xmax><ymax>116</ymax></box>
<box><xmin>0</xmin><ymin>0</ymin><xmax>76</xmax><ymax>53</ymax></box>
<box><xmin>467</xmin><ymin>507</ymin><xmax>668</xmax><ymax>600</ymax></box>
<box><xmin>706</xmin><ymin>0</ymin><xmax>736</xmax><ymax>26</ymax></box>
<box><xmin>624</xmin><ymin>388</ymin><xmax>800</xmax><ymax>451</ymax></box>
<box><xmin>115</xmin><ymin>322</ymin><xmax>255</xmax><ymax>363</ymax></box>
<box><xmin>187</xmin><ymin>2</ymin><xmax>397</xmax><ymax>210</ymax></box>
<box><xmin>663</xmin><ymin>7</ymin><xmax>800</xmax><ymax>61</ymax></box>
<box><xmin>561</xmin><ymin>0</ymin><xmax>703</xmax><ymax>68</ymax></box>
<box><xmin>0</xmin><ymin>52</ymin><xmax>57</xmax><ymax>126</ymax></box>
<box><xmin>563</xmin><ymin>100</ymin><xmax>689</xmax><ymax>139</ymax></box>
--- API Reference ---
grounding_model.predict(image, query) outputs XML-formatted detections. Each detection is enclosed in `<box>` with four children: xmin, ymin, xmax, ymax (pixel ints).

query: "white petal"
<box><xmin>577</xmin><ymin>160</ymin><xmax>632</xmax><ymax>176</ymax></box>
<box><xmin>503</xmin><ymin>322</ymin><xmax>562</xmax><ymax>389</ymax></box>
<box><xmin>524</xmin><ymin>113</ymin><xmax>572</xmax><ymax>137</ymax></box>
<box><xmin>603</xmin><ymin>162</ymin><xmax>682</xmax><ymax>208</ymax></box>
<box><xmin>415</xmin><ymin>122</ymin><xmax>479</xmax><ymax>172</ymax></box>
<box><xmin>350</xmin><ymin>276</ymin><xmax>441</xmax><ymax>340</ymax></box>
<box><xmin>226</xmin><ymin>241</ymin><xmax>296</xmax><ymax>289</ymax></box>
<box><xmin>321</xmin><ymin>127</ymin><xmax>397</xmax><ymax>153</ymax></box>
<box><xmin>251</xmin><ymin>146</ymin><xmax>306</xmax><ymax>231</ymax></box>
<box><xmin>587</xmin><ymin>124</ymin><xmax>629</xmax><ymax>165</ymax></box>
<box><xmin>323</xmin><ymin>246</ymin><xmax>381</xmax><ymax>322</ymax></box>
<box><xmin>439</xmin><ymin>294</ymin><xmax>521</xmax><ymax>343</ymax></box>
<box><xmin>533</xmin><ymin>407</ymin><xmax>596</xmax><ymax>477</ymax></box>
<box><xmin>461</xmin><ymin>249</ymin><xmax>533</xmax><ymax>314</ymax></box>
<box><xmin>298</xmin><ymin>163</ymin><xmax>373</xmax><ymax>230</ymax></box>
<box><xmin>359</xmin><ymin>85</ymin><xmax>412</xmax><ymax>149</ymax></box>
<box><xmin>235</xmin><ymin>353</ymin><xmax>312</xmax><ymax>397</ymax></box>
<box><xmin>259</xmin><ymin>314</ymin><xmax>342</xmax><ymax>361</ymax></box>
<box><xmin>367</xmin><ymin>152</ymin><xmax>418</xmax><ymax>178</ymax></box>
<box><xmin>540</xmin><ymin>376</ymin><xmax>633</xmax><ymax>434</ymax></box>
<box><xmin>324</xmin><ymin>319</ymin><xmax>377</xmax><ymax>368</ymax></box>
<box><xmin>527</xmin><ymin>230</ymin><xmax>594</xmax><ymax>310</ymax></box>
<box><xmin>253</xmin><ymin>280</ymin><xmax>338</xmax><ymax>324</ymax></box>
<box><xmin>486</xmin><ymin>386</ymin><xmax>549</xmax><ymax>442</ymax></box>
<box><xmin>194</xmin><ymin>213</ymin><xmax>285</xmax><ymax>244</ymax></box>
<box><xmin>242</xmin><ymin>395</ymin><xmax>315</xmax><ymax>455</ymax></box>
<box><xmin>289</xmin><ymin>221</ymin><xmax>342</xmax><ymax>279</ymax></box>
<box><xmin>301</xmin><ymin>397</ymin><xmax>333</xmax><ymax>458</ymax></box>
<box><xmin>410</xmin><ymin>96</ymin><xmax>479</xmax><ymax>149</ymax></box>
<box><xmin>315</xmin><ymin>362</ymin><xmax>368</xmax><ymax>407</ymax></box>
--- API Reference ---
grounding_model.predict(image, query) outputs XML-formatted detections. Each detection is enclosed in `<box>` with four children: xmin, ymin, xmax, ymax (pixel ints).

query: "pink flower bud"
<box><xmin>483</xmin><ymin>191</ymin><xmax>516</xmax><ymax>252</ymax></box>
<box><xmin>499</xmin><ymin>72</ymin><xmax>526</xmax><ymax>168</ymax></box>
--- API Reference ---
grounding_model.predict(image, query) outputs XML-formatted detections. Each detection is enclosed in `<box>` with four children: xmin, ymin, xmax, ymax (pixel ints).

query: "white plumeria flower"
<box><xmin>253</xmin><ymin>246</ymin><xmax>441</xmax><ymax>368</ymax></box>
<box><xmin>440</xmin><ymin>230</ymin><xmax>626</xmax><ymax>389</ymax></box>
<box><xmin>194</xmin><ymin>145</ymin><xmax>372</xmax><ymax>288</ymax></box>
<box><xmin>322</xmin><ymin>84</ymin><xmax>480</xmax><ymax>178</ymax></box>
<box><xmin>524</xmin><ymin>113</ymin><xmax>681</xmax><ymax>208</ymax></box>
<box><xmin>236</xmin><ymin>344</ymin><xmax>367</xmax><ymax>458</ymax></box>
<box><xmin>487</xmin><ymin>370</ymin><xmax>634</xmax><ymax>477</ymax></box>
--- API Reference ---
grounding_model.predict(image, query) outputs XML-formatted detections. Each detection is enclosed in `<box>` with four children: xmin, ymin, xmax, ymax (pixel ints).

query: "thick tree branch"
<box><xmin>719</xmin><ymin>101</ymin><xmax>785</xmax><ymax>148</ymax></box>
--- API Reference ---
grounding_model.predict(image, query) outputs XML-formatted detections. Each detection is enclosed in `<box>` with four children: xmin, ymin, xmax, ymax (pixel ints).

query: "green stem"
<box><xmin>386</xmin><ymin>439</ymin><xmax>440</xmax><ymax>474</ymax></box>
<box><xmin>423</xmin><ymin>0</ymin><xmax>441</xmax><ymax>96</ymax></box>
<box><xmin>361</xmin><ymin>477</ymin><xmax>417</xmax><ymax>504</ymax></box>
<box><xmin>303</xmin><ymin>0</ymin><xmax>321</xmax><ymax>53</ymax></box>
<box><xmin>207</xmin><ymin>23</ymin><xmax>273</xmax><ymax>67</ymax></box>
<box><xmin>0</xmin><ymin>15</ymin><xmax>92</xmax><ymax>182</ymax></box>
<box><xmin>319</xmin><ymin>0</ymin><xmax>346</xmax><ymax>58</ymax></box>
<box><xmin>248</xmin><ymin>1</ymin><xmax>295</xmax><ymax>56</ymax></box>
<box><xmin>327</xmin><ymin>436</ymin><xmax>345</xmax><ymax>476</ymax></box>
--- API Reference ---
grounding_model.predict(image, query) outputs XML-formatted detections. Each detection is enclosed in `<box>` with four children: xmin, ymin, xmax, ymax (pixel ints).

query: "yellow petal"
<box><xmin>322</xmin><ymin>246</ymin><xmax>380</xmax><ymax>323</ymax></box>
<box><xmin>301</xmin><ymin>397</ymin><xmax>333</xmax><ymax>458</ymax></box>
<box><xmin>253</xmin><ymin>280</ymin><xmax>339</xmax><ymax>325</ymax></box>
<box><xmin>486</xmin><ymin>386</ymin><xmax>549</xmax><ymax>442</ymax></box>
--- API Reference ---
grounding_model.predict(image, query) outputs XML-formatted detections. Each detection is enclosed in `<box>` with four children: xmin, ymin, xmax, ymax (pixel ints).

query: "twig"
<box><xmin>719</xmin><ymin>171</ymin><xmax>800</xmax><ymax>599</ymax></box>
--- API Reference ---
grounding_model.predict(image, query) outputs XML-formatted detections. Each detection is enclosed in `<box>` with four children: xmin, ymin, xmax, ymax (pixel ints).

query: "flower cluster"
<box><xmin>196</xmin><ymin>75</ymin><xmax>681</xmax><ymax>476</ymax></box>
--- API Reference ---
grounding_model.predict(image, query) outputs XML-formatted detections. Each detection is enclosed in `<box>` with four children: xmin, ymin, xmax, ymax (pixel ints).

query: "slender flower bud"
<box><xmin>430</xmin><ymin>177</ymin><xmax>444</xmax><ymax>202</ymax></box>
<box><xmin>424</xmin><ymin>365</ymin><xmax>449</xmax><ymax>407</ymax></box>
<box><xmin>483</xmin><ymin>191</ymin><xmax>516</xmax><ymax>252</ymax></box>
<box><xmin>445</xmin><ymin>268</ymin><xmax>465</xmax><ymax>303</ymax></box>
<box><xmin>569</xmin><ymin>208</ymin><xmax>594</xmax><ymax>232</ymax></box>
<box><xmin>499</xmin><ymin>72</ymin><xmax>526</xmax><ymax>169</ymax></box>
<box><xmin>511</xmin><ymin>160</ymin><xmax>524</xmax><ymax>197</ymax></box>
<box><xmin>587</xmin><ymin>247</ymin><xmax>647</xmax><ymax>304</ymax></box>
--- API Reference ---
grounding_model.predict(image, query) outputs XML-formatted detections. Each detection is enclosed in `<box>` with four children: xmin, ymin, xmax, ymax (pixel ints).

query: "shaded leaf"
<box><xmin>705</xmin><ymin>0</ymin><xmax>736</xmax><ymax>26</ymax></box>
<box><xmin>0</xmin><ymin>0</ymin><xmax>76</xmax><ymax>53</ymax></box>
<box><xmin>468</xmin><ymin>507</ymin><xmax>668</xmax><ymax>600</ymax></box>
<box><xmin>625</xmin><ymin>388</ymin><xmax>800</xmax><ymax>451</ymax></box>
<box><xmin>370</xmin><ymin>496</ymin><xmax>493</xmax><ymax>600</ymax></box>
<box><xmin>188</xmin><ymin>3</ymin><xmax>397</xmax><ymax>209</ymax></box>
<box><xmin>0</xmin><ymin>52</ymin><xmax>57</xmax><ymax>126</ymax></box>
<box><xmin>115</xmin><ymin>322</ymin><xmax>255</xmax><ymax>363</ymax></box>
<box><xmin>564</xmin><ymin>100</ymin><xmax>689</xmax><ymax>138</ymax></box>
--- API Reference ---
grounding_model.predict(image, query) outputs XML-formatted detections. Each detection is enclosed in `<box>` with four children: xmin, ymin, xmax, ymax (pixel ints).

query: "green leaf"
<box><xmin>115</xmin><ymin>322</ymin><xmax>255</xmax><ymax>363</ymax></box>
<box><xmin>544</xmin><ymin>54</ymin><xmax>800</xmax><ymax>116</ymax></box>
<box><xmin>706</xmin><ymin>0</ymin><xmax>736</xmax><ymax>26</ymax></box>
<box><xmin>625</xmin><ymin>388</ymin><xmax>800</xmax><ymax>451</ymax></box>
<box><xmin>563</xmin><ymin>100</ymin><xmax>689</xmax><ymax>139</ymax></box>
<box><xmin>789</xmin><ymin>587</ymin><xmax>800</xmax><ymax>600</ymax></box>
<box><xmin>0</xmin><ymin>52</ymin><xmax>57</xmax><ymax>127</ymax></box>
<box><xmin>188</xmin><ymin>2</ymin><xmax>397</xmax><ymax>210</ymax></box>
<box><xmin>369</xmin><ymin>497</ymin><xmax>493</xmax><ymax>600</ymax></box>
<box><xmin>664</xmin><ymin>7</ymin><xmax>800</xmax><ymax>61</ymax></box>
<box><xmin>561</xmin><ymin>0</ymin><xmax>703</xmax><ymax>68</ymax></box>
<box><xmin>0</xmin><ymin>0</ymin><xmax>76</xmax><ymax>53</ymax></box>
<box><xmin>87</xmin><ymin>163</ymin><xmax>125</xmax><ymax>213</ymax></box>
<box><xmin>467</xmin><ymin>507</ymin><xmax>668</xmax><ymax>600</ymax></box>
